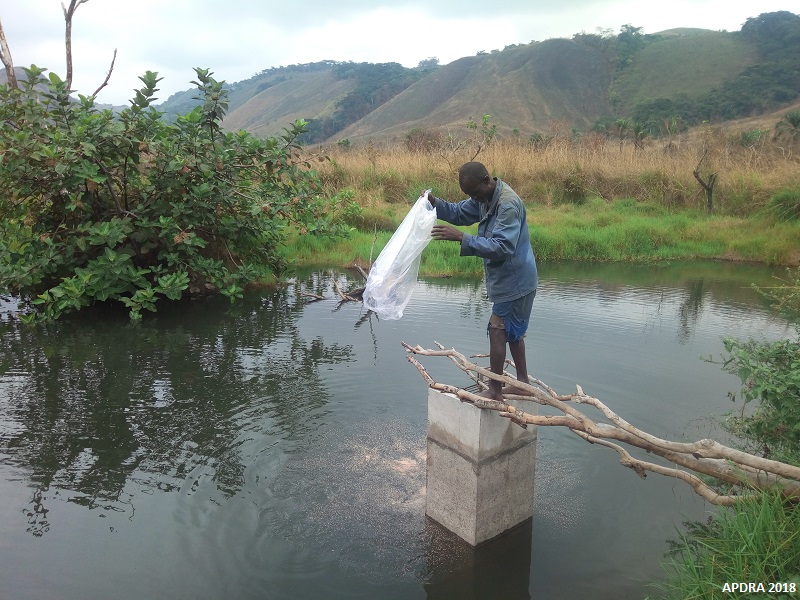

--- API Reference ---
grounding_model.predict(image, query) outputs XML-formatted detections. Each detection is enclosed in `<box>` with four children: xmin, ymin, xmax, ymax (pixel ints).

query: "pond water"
<box><xmin>0</xmin><ymin>261</ymin><xmax>794</xmax><ymax>600</ymax></box>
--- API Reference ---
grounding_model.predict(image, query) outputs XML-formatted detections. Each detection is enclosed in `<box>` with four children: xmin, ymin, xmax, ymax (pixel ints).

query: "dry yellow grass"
<box><xmin>313</xmin><ymin>127</ymin><xmax>800</xmax><ymax>216</ymax></box>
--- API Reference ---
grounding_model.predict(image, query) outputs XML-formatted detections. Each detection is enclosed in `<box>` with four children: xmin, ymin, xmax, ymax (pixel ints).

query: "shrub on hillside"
<box><xmin>404</xmin><ymin>127</ymin><xmax>442</xmax><ymax>153</ymax></box>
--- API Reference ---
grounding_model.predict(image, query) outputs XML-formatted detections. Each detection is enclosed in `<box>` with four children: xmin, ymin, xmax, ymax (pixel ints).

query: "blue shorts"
<box><xmin>488</xmin><ymin>290</ymin><xmax>536</xmax><ymax>343</ymax></box>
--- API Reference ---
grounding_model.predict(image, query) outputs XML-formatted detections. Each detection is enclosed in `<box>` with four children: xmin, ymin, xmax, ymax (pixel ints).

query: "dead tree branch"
<box><xmin>332</xmin><ymin>275</ymin><xmax>363</xmax><ymax>303</ymax></box>
<box><xmin>693</xmin><ymin>149</ymin><xmax>717</xmax><ymax>212</ymax></box>
<box><xmin>353</xmin><ymin>263</ymin><xmax>369</xmax><ymax>282</ymax></box>
<box><xmin>299</xmin><ymin>291</ymin><xmax>326</xmax><ymax>302</ymax></box>
<box><xmin>91</xmin><ymin>47</ymin><xmax>117</xmax><ymax>98</ymax></box>
<box><xmin>403</xmin><ymin>342</ymin><xmax>800</xmax><ymax>506</ymax></box>
<box><xmin>0</xmin><ymin>16</ymin><xmax>18</xmax><ymax>89</ymax></box>
<box><xmin>62</xmin><ymin>0</ymin><xmax>90</xmax><ymax>91</ymax></box>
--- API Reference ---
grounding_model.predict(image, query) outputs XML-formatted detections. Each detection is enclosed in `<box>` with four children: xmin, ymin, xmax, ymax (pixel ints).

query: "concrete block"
<box><xmin>425</xmin><ymin>388</ymin><xmax>537</xmax><ymax>546</ymax></box>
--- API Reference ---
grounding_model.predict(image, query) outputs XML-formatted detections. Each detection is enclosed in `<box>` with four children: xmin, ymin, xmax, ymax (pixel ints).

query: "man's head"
<box><xmin>458</xmin><ymin>162</ymin><xmax>495</xmax><ymax>203</ymax></box>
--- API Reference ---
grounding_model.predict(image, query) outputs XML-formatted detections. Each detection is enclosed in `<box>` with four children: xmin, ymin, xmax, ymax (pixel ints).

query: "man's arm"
<box><xmin>426</xmin><ymin>192</ymin><xmax>481</xmax><ymax>226</ymax></box>
<box><xmin>460</xmin><ymin>202</ymin><xmax>521</xmax><ymax>260</ymax></box>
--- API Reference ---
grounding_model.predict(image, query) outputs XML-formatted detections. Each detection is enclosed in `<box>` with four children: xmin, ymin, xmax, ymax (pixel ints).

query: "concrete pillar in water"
<box><xmin>425</xmin><ymin>388</ymin><xmax>537</xmax><ymax>546</ymax></box>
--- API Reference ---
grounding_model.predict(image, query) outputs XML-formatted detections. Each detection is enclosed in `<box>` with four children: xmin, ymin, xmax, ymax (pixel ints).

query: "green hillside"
<box><xmin>613</xmin><ymin>30</ymin><xmax>759</xmax><ymax>114</ymax></box>
<box><xmin>144</xmin><ymin>10</ymin><xmax>800</xmax><ymax>144</ymax></box>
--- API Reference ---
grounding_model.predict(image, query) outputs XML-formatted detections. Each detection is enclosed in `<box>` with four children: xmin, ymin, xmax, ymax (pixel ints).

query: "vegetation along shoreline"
<box><xmin>283</xmin><ymin>129</ymin><xmax>800</xmax><ymax>276</ymax></box>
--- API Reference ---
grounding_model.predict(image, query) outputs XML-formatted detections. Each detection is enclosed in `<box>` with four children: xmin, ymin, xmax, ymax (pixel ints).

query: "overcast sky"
<box><xmin>2</xmin><ymin>0</ymin><xmax>797</xmax><ymax>106</ymax></box>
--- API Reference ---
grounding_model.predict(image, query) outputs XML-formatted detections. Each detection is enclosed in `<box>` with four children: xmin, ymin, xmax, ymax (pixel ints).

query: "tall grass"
<box><xmin>315</xmin><ymin>131</ymin><xmax>800</xmax><ymax>217</ymax></box>
<box><xmin>296</xmin><ymin>132</ymin><xmax>800</xmax><ymax>268</ymax></box>
<box><xmin>284</xmin><ymin>195</ymin><xmax>800</xmax><ymax>270</ymax></box>
<box><xmin>652</xmin><ymin>492</ymin><xmax>800</xmax><ymax>600</ymax></box>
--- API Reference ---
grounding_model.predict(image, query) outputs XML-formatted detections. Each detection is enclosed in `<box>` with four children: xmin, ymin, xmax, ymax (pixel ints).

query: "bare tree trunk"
<box><xmin>62</xmin><ymin>0</ymin><xmax>90</xmax><ymax>91</ymax></box>
<box><xmin>403</xmin><ymin>342</ymin><xmax>800</xmax><ymax>507</ymax></box>
<box><xmin>0</xmin><ymin>16</ymin><xmax>18</xmax><ymax>89</ymax></box>
<box><xmin>693</xmin><ymin>150</ymin><xmax>717</xmax><ymax>212</ymax></box>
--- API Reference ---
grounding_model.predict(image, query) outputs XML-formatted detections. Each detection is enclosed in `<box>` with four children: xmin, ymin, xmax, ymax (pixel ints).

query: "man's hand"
<box><xmin>425</xmin><ymin>190</ymin><xmax>435</xmax><ymax>208</ymax></box>
<box><xmin>432</xmin><ymin>224</ymin><xmax>464</xmax><ymax>242</ymax></box>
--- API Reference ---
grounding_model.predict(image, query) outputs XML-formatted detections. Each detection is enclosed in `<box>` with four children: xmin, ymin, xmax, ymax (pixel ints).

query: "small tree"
<box><xmin>404</xmin><ymin>127</ymin><xmax>442</xmax><ymax>153</ymax></box>
<box><xmin>466</xmin><ymin>114</ymin><xmax>497</xmax><ymax>160</ymax></box>
<box><xmin>0</xmin><ymin>67</ymin><xmax>354</xmax><ymax>321</ymax></box>
<box><xmin>614</xmin><ymin>118</ymin><xmax>629</xmax><ymax>151</ymax></box>
<box><xmin>631</xmin><ymin>121</ymin><xmax>648</xmax><ymax>150</ymax></box>
<box><xmin>692</xmin><ymin>149</ymin><xmax>718</xmax><ymax>212</ymax></box>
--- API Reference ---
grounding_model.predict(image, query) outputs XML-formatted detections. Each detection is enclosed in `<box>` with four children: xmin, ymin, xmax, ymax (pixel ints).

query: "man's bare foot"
<box><xmin>501</xmin><ymin>385</ymin><xmax>534</xmax><ymax>397</ymax></box>
<box><xmin>478</xmin><ymin>388</ymin><xmax>505</xmax><ymax>402</ymax></box>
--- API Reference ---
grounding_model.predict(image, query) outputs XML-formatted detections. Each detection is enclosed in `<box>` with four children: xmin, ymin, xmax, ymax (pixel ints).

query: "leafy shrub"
<box><xmin>736</xmin><ymin>128</ymin><xmax>769</xmax><ymax>148</ymax></box>
<box><xmin>721</xmin><ymin>337</ymin><xmax>800</xmax><ymax>462</ymax></box>
<box><xmin>0</xmin><ymin>66</ymin><xmax>350</xmax><ymax>321</ymax></box>
<box><xmin>775</xmin><ymin>110</ymin><xmax>800</xmax><ymax>145</ymax></box>
<box><xmin>560</xmin><ymin>164</ymin><xmax>586</xmax><ymax>204</ymax></box>
<box><xmin>767</xmin><ymin>188</ymin><xmax>800</xmax><ymax>221</ymax></box>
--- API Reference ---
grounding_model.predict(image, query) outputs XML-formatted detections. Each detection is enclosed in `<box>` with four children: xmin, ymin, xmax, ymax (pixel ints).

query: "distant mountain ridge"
<box><xmin>236</xmin><ymin>9</ymin><xmax>792</xmax><ymax>143</ymax></box>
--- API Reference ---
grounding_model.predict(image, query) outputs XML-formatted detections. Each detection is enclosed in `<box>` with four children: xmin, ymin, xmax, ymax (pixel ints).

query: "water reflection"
<box><xmin>423</xmin><ymin>518</ymin><xmax>533</xmax><ymax>600</ymax></box>
<box><xmin>539</xmin><ymin>261</ymin><xmax>782</xmax><ymax>347</ymax></box>
<box><xmin>677</xmin><ymin>278</ymin><xmax>706</xmax><ymax>344</ymax></box>
<box><xmin>0</xmin><ymin>281</ymin><xmax>354</xmax><ymax>536</ymax></box>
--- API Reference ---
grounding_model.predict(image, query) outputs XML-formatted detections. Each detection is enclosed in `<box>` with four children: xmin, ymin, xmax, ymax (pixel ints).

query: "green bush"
<box><xmin>655</xmin><ymin>493</ymin><xmax>800</xmax><ymax>600</ymax></box>
<box><xmin>0</xmin><ymin>66</ymin><xmax>351</xmax><ymax>321</ymax></box>
<box><xmin>737</xmin><ymin>128</ymin><xmax>769</xmax><ymax>147</ymax></box>
<box><xmin>560</xmin><ymin>164</ymin><xmax>587</xmax><ymax>204</ymax></box>
<box><xmin>767</xmin><ymin>188</ymin><xmax>800</xmax><ymax>221</ymax></box>
<box><xmin>721</xmin><ymin>336</ymin><xmax>800</xmax><ymax>463</ymax></box>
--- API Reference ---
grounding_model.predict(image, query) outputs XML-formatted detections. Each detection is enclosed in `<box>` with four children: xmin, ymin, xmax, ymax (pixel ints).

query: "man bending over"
<box><xmin>426</xmin><ymin>162</ymin><xmax>538</xmax><ymax>401</ymax></box>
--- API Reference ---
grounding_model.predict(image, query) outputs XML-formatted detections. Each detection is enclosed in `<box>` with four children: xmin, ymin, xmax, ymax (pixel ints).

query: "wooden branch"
<box><xmin>0</xmin><ymin>17</ymin><xmax>18</xmax><ymax>89</ymax></box>
<box><xmin>573</xmin><ymin>430</ymin><xmax>742</xmax><ymax>506</ymax></box>
<box><xmin>91</xmin><ymin>48</ymin><xmax>117</xmax><ymax>98</ymax></box>
<box><xmin>332</xmin><ymin>278</ymin><xmax>358</xmax><ymax>302</ymax></box>
<box><xmin>300</xmin><ymin>291</ymin><xmax>326</xmax><ymax>301</ymax></box>
<box><xmin>62</xmin><ymin>0</ymin><xmax>91</xmax><ymax>91</ymax></box>
<box><xmin>368</xmin><ymin>225</ymin><xmax>378</xmax><ymax>270</ymax></box>
<box><xmin>354</xmin><ymin>264</ymin><xmax>369</xmax><ymax>282</ymax></box>
<box><xmin>403</xmin><ymin>342</ymin><xmax>800</xmax><ymax>505</ymax></box>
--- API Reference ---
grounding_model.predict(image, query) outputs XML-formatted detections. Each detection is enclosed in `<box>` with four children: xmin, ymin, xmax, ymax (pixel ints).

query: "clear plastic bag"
<box><xmin>362</xmin><ymin>191</ymin><xmax>437</xmax><ymax>320</ymax></box>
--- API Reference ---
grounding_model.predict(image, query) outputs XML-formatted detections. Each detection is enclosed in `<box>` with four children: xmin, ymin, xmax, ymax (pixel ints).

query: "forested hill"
<box><xmin>153</xmin><ymin>10</ymin><xmax>800</xmax><ymax>142</ymax></box>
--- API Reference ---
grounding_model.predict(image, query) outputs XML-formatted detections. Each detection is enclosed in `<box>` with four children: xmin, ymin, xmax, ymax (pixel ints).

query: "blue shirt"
<box><xmin>432</xmin><ymin>178</ymin><xmax>538</xmax><ymax>302</ymax></box>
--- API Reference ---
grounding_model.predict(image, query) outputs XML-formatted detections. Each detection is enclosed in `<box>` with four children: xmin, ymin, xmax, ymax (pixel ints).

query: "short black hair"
<box><xmin>458</xmin><ymin>161</ymin><xmax>490</xmax><ymax>183</ymax></box>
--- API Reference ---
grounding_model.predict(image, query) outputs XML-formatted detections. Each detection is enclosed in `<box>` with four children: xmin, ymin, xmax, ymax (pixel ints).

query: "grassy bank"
<box><xmin>652</xmin><ymin>492</ymin><xmax>800</xmax><ymax>599</ymax></box>
<box><xmin>316</xmin><ymin>129</ymin><xmax>800</xmax><ymax>217</ymax></box>
<box><xmin>286</xmin><ymin>134</ymin><xmax>800</xmax><ymax>270</ymax></box>
<box><xmin>284</xmin><ymin>196</ymin><xmax>800</xmax><ymax>275</ymax></box>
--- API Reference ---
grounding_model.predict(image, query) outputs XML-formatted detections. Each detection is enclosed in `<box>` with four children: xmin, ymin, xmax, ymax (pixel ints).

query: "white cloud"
<box><xmin>1</xmin><ymin>0</ymin><xmax>797</xmax><ymax>105</ymax></box>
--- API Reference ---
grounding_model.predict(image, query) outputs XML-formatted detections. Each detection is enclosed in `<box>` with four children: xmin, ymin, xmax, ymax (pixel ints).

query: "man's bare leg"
<box><xmin>481</xmin><ymin>326</ymin><xmax>506</xmax><ymax>401</ymax></box>
<box><xmin>502</xmin><ymin>338</ymin><xmax>534</xmax><ymax>396</ymax></box>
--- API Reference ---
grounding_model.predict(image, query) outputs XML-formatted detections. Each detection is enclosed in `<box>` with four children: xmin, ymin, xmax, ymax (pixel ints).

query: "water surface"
<box><xmin>0</xmin><ymin>261</ymin><xmax>792</xmax><ymax>599</ymax></box>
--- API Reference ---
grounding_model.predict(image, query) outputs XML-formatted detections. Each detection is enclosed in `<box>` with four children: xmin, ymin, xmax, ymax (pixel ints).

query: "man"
<box><xmin>427</xmin><ymin>162</ymin><xmax>537</xmax><ymax>401</ymax></box>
